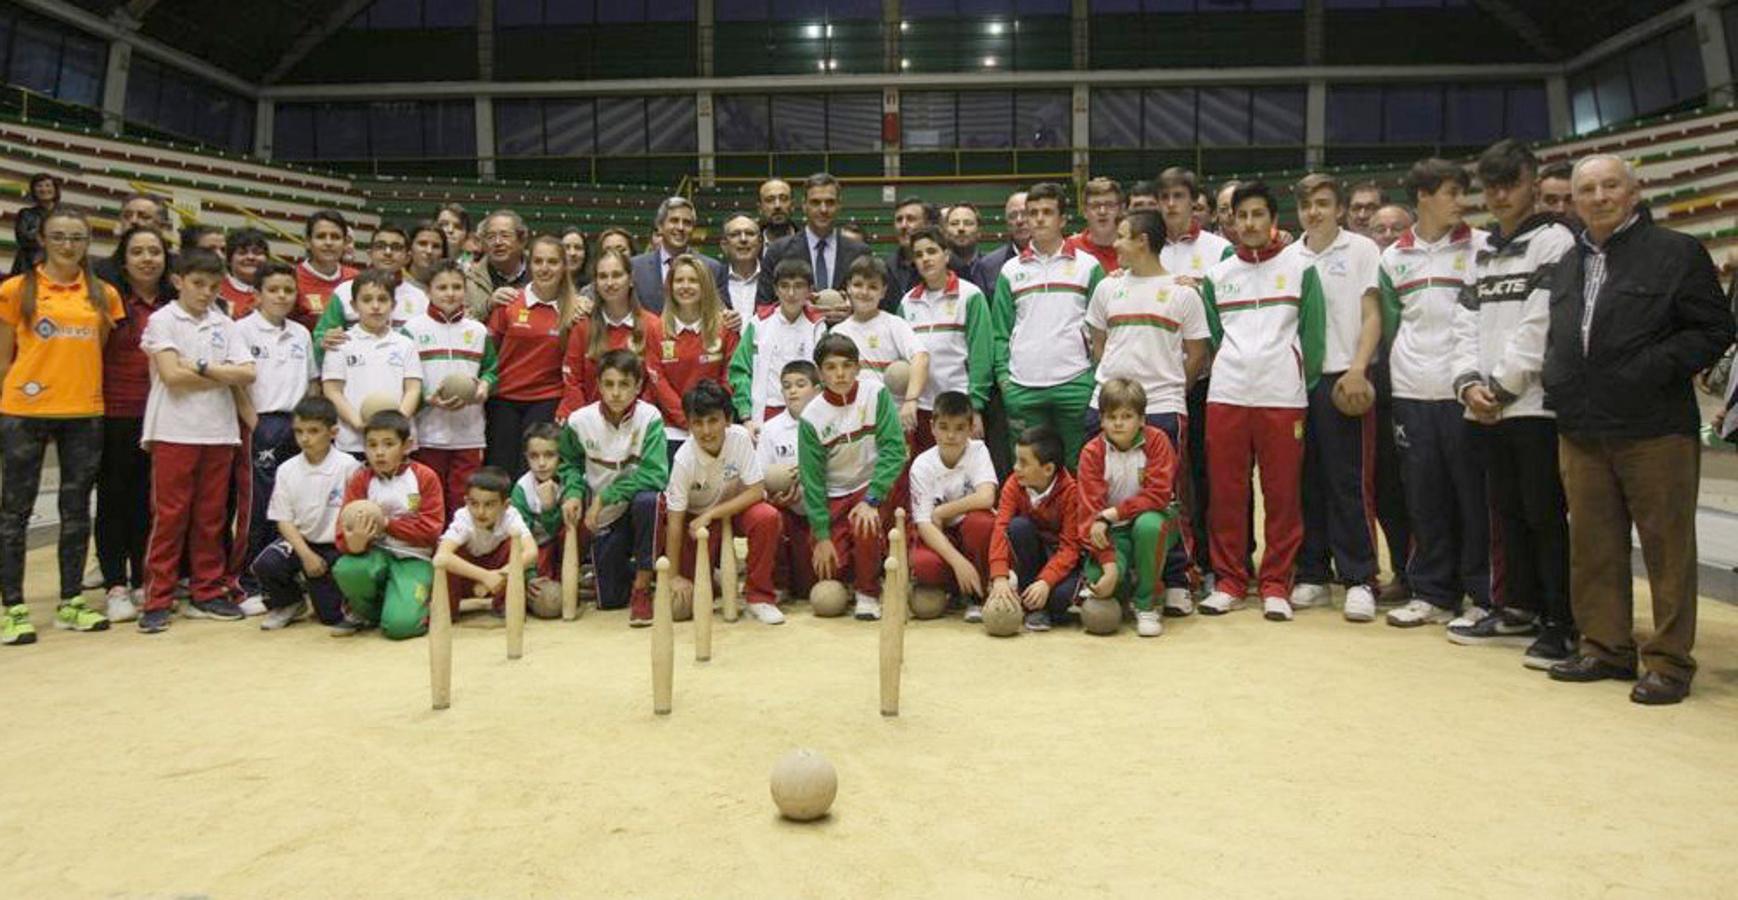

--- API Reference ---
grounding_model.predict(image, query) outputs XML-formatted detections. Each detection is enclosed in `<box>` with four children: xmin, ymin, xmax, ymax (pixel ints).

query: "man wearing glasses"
<box><xmin>464</xmin><ymin>210</ymin><xmax>531</xmax><ymax>319</ymax></box>
<box><xmin>719</xmin><ymin>213</ymin><xmax>764</xmax><ymax>330</ymax></box>
<box><xmin>1068</xmin><ymin>177</ymin><xmax>1123</xmax><ymax>273</ymax></box>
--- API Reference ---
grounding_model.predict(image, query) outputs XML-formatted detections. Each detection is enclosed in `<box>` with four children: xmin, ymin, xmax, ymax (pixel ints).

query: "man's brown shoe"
<box><xmin>1548</xmin><ymin>654</ymin><xmax>1637</xmax><ymax>683</ymax></box>
<box><xmin>1629</xmin><ymin>672</ymin><xmax>1690</xmax><ymax>705</ymax></box>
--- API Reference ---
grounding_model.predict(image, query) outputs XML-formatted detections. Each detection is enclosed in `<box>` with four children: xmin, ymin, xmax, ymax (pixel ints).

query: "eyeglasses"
<box><xmin>1086</xmin><ymin>201</ymin><xmax>1121</xmax><ymax>213</ymax></box>
<box><xmin>44</xmin><ymin>233</ymin><xmax>90</xmax><ymax>245</ymax></box>
<box><xmin>373</xmin><ymin>242</ymin><xmax>408</xmax><ymax>253</ymax></box>
<box><xmin>482</xmin><ymin>232</ymin><xmax>518</xmax><ymax>243</ymax></box>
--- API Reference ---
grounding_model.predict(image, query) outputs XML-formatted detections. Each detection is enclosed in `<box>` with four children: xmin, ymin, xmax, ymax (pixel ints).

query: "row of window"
<box><xmin>0</xmin><ymin>7</ymin><xmax>106</xmax><ymax>110</ymax></box>
<box><xmin>124</xmin><ymin>56</ymin><xmax>254</xmax><ymax>153</ymax></box>
<box><xmin>1568</xmin><ymin>23</ymin><xmax>1707</xmax><ymax>135</ymax></box>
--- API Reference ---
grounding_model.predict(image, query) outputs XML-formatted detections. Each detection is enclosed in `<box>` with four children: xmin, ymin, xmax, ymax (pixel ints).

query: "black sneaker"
<box><xmin>138</xmin><ymin>609</ymin><xmax>173</xmax><ymax>634</ymax></box>
<box><xmin>1522</xmin><ymin>627</ymin><xmax>1576</xmax><ymax>671</ymax></box>
<box><xmin>1446</xmin><ymin>608</ymin><xmax>1538</xmax><ymax>647</ymax></box>
<box><xmin>185</xmin><ymin>598</ymin><xmax>245</xmax><ymax>621</ymax></box>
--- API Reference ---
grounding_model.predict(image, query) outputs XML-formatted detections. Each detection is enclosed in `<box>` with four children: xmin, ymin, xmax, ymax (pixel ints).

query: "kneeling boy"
<box><xmin>987</xmin><ymin>425</ymin><xmax>1085</xmax><ymax>632</ymax></box>
<box><xmin>665</xmin><ymin>381</ymin><xmax>785</xmax><ymax>624</ymax></box>
<box><xmin>252</xmin><ymin>396</ymin><xmax>362</xmax><ymax>629</ymax></box>
<box><xmin>511</xmin><ymin>422</ymin><xmax>567</xmax><ymax>581</ymax></box>
<box><xmin>331</xmin><ymin>410</ymin><xmax>445</xmax><ymax>638</ymax></box>
<box><xmin>906</xmin><ymin>391</ymin><xmax>998</xmax><ymax>620</ymax></box>
<box><xmin>1078</xmin><ymin>379</ymin><xmax>1180</xmax><ymax>638</ymax></box>
<box><xmin>435</xmin><ymin>467</ymin><xmax>537</xmax><ymax>616</ymax></box>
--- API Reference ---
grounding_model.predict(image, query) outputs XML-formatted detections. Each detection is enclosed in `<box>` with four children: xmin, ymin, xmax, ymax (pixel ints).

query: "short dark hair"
<box><xmin>438</xmin><ymin>202</ymin><xmax>470</xmax><ymax>229</ymax></box>
<box><xmin>1026</xmin><ymin>182</ymin><xmax>1068</xmax><ymax>211</ymax></box>
<box><xmin>523</xmin><ymin>421</ymin><xmax>561</xmax><ymax>447</ymax></box>
<box><xmin>894</xmin><ymin>196</ymin><xmax>938</xmax><ymax>226</ymax></box>
<box><xmin>467</xmin><ymin>466</ymin><xmax>513</xmax><ymax>500</ymax></box>
<box><xmin>1476</xmin><ymin>139</ymin><xmax>1538</xmax><ymax>189</ymax></box>
<box><xmin>908</xmin><ymin>225</ymin><xmax>947</xmax><ymax>254</ymax></box>
<box><xmin>175</xmin><ymin>248</ymin><xmax>226</xmax><ymax>277</ymax></box>
<box><xmin>1403</xmin><ymin>158</ymin><xmax>1470</xmax><ymax>203</ymax></box>
<box><xmin>426</xmin><ymin>259</ymin><xmax>465</xmax><ymax>286</ymax></box>
<box><xmin>1349</xmin><ymin>180</ymin><xmax>1383</xmax><ymax>199</ymax></box>
<box><xmin>944</xmin><ymin>201</ymin><xmax>979</xmax><ymax>222</ymax></box>
<box><xmin>1122</xmin><ymin>211</ymin><xmax>1167</xmax><ymax>254</ymax></box>
<box><xmin>364</xmin><ymin>409</ymin><xmax>413</xmax><ymax>441</ymax></box>
<box><xmin>780</xmin><ymin>359</ymin><xmax>819</xmax><ymax>383</ymax></box>
<box><xmin>846</xmin><ymin>254</ymin><xmax>889</xmax><ymax>285</ymax></box>
<box><xmin>804</xmin><ymin>172</ymin><xmax>840</xmax><ymax>193</ymax></box>
<box><xmin>292</xmin><ymin>395</ymin><xmax>339</xmax><ymax>426</ymax></box>
<box><xmin>351</xmin><ymin>268</ymin><xmax>398</xmax><ymax>304</ymax></box>
<box><xmin>598</xmin><ymin>348</ymin><xmax>644</xmax><ymax>382</ymax></box>
<box><xmin>1539</xmin><ymin>160</ymin><xmax>1573</xmax><ymax>182</ymax></box>
<box><xmin>1157</xmin><ymin>167</ymin><xmax>1198</xmax><ymax>193</ymax></box>
<box><xmin>814</xmin><ymin>332</ymin><xmax>859</xmax><ymax>366</ymax></box>
<box><xmin>253</xmin><ymin>258</ymin><xmax>296</xmax><ymax>290</ymax></box>
<box><xmin>1128</xmin><ymin>179</ymin><xmax>1160</xmax><ymax>200</ymax></box>
<box><xmin>773</xmin><ymin>257</ymin><xmax>814</xmax><ymax>286</ymax></box>
<box><xmin>225</xmin><ymin>227</ymin><xmax>270</xmax><ymax>261</ymax></box>
<box><xmin>305</xmin><ymin>209</ymin><xmax>350</xmax><ymax>240</ymax></box>
<box><xmin>1293</xmin><ymin>173</ymin><xmax>1346</xmax><ymax>207</ymax></box>
<box><xmin>1016</xmin><ymin>425</ymin><xmax>1063</xmax><ymax>470</ymax></box>
<box><xmin>933</xmin><ymin>391</ymin><xmax>973</xmax><ymax>420</ymax></box>
<box><xmin>682</xmin><ymin>380</ymin><xmax>734</xmax><ymax>421</ymax></box>
<box><xmin>180</xmin><ymin>224</ymin><xmax>223</xmax><ymax>251</ymax></box>
<box><xmin>372</xmin><ymin>222</ymin><xmax>410</xmax><ymax>248</ymax></box>
<box><xmin>1230</xmin><ymin>182</ymin><xmax>1278</xmax><ymax>219</ymax></box>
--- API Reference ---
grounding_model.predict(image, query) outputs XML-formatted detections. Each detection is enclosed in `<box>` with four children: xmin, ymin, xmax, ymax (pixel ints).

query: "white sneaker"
<box><xmin>1198</xmin><ymin>591</ymin><xmax>1244</xmax><ymax>616</ymax></box>
<box><xmin>747</xmin><ymin>602</ymin><xmax>786</xmax><ymax>625</ymax></box>
<box><xmin>1135</xmin><ymin>608</ymin><xmax>1164</xmax><ymax>637</ymax></box>
<box><xmin>1447</xmin><ymin>605</ymin><xmax>1491</xmax><ymax>630</ymax></box>
<box><xmin>1162</xmin><ymin>587</ymin><xmax>1194</xmax><ymax>617</ymax></box>
<box><xmin>1342</xmin><ymin>585</ymin><xmax>1377</xmax><ymax>623</ymax></box>
<box><xmin>105</xmin><ymin>586</ymin><xmax>139</xmax><ymax>624</ymax></box>
<box><xmin>239</xmin><ymin>595</ymin><xmax>268</xmax><ymax>617</ymax></box>
<box><xmin>1386</xmin><ymin>599</ymin><xmax>1454</xmax><ymax>628</ymax></box>
<box><xmin>1263</xmin><ymin>596</ymin><xmax>1294</xmax><ymax>622</ymax></box>
<box><xmin>963</xmin><ymin>603</ymin><xmax>983</xmax><ymax>623</ymax></box>
<box><xmin>1289</xmin><ymin>582</ymin><xmax>1329</xmax><ymax>609</ymax></box>
<box><xmin>853</xmin><ymin>594</ymin><xmax>882</xmax><ymax>621</ymax></box>
<box><xmin>260</xmin><ymin>603</ymin><xmax>307</xmax><ymax>631</ymax></box>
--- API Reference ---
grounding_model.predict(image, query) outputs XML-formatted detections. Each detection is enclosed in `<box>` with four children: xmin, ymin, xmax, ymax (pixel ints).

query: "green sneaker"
<box><xmin>2</xmin><ymin>604</ymin><xmax>36</xmax><ymax>645</ymax></box>
<box><xmin>56</xmin><ymin>598</ymin><xmax>110</xmax><ymax>632</ymax></box>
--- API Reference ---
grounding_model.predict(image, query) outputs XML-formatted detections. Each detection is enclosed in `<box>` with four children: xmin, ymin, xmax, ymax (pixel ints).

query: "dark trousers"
<box><xmin>1559</xmin><ymin>433</ymin><xmax>1699</xmax><ymax>682</ymax></box>
<box><xmin>1297</xmin><ymin>373</ymin><xmax>1379</xmax><ymax>586</ymax></box>
<box><xmin>1480</xmin><ymin>417</ymin><xmax>1569</xmax><ymax>625</ymax></box>
<box><xmin>96</xmin><ymin>415</ymin><xmax>150</xmax><ymax>590</ymax></box>
<box><xmin>243</xmin><ymin>412</ymin><xmax>298</xmax><ymax>593</ymax></box>
<box><xmin>1392</xmin><ymin>399</ymin><xmax>1488</xmax><ymax>609</ymax></box>
<box><xmin>251</xmin><ymin>538</ymin><xmax>345</xmax><ymax>624</ymax></box>
<box><xmin>1371</xmin><ymin>362</ymin><xmax>1410</xmax><ymax>582</ymax></box>
<box><xmin>0</xmin><ymin>415</ymin><xmax>102</xmax><ymax>605</ymax></box>
<box><xmin>1083</xmin><ymin>407</ymin><xmax>1193</xmax><ymax>588</ymax></box>
<box><xmin>983</xmin><ymin>386</ymin><xmax>1013</xmax><ymax>480</ymax></box>
<box><xmin>590</xmin><ymin>491</ymin><xmax>659</xmax><ymax>609</ymax></box>
<box><xmin>1185</xmin><ymin>380</ymin><xmax>1212</xmax><ymax>572</ymax></box>
<box><xmin>1006</xmin><ymin>515</ymin><xmax>1082</xmax><ymax>618</ymax></box>
<box><xmin>484</xmin><ymin>397</ymin><xmax>558</xmax><ymax>480</ymax></box>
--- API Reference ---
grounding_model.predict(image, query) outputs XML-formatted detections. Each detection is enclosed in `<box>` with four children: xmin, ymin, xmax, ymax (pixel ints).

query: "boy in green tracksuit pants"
<box><xmin>1078</xmin><ymin>379</ymin><xmax>1182</xmax><ymax>639</ymax></box>
<box><xmin>557</xmin><ymin>349</ymin><xmax>670</xmax><ymax>626</ymax></box>
<box><xmin>330</xmin><ymin>410</ymin><xmax>445</xmax><ymax>639</ymax></box>
<box><xmin>797</xmin><ymin>334</ymin><xmax>908</xmax><ymax>621</ymax></box>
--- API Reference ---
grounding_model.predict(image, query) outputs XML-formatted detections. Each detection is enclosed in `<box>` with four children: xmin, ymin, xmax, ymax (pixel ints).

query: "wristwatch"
<box><xmin>196</xmin><ymin>359</ymin><xmax>210</xmax><ymax>376</ymax></box>
<box><xmin>864</xmin><ymin>496</ymin><xmax>881</xmax><ymax>508</ymax></box>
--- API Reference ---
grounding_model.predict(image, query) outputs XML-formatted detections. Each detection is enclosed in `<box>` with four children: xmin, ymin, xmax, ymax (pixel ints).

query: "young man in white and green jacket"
<box><xmin>989</xmin><ymin>182</ymin><xmax>1103</xmax><ymax>468</ymax></box>
<box><xmin>797</xmin><ymin>334</ymin><xmax>908</xmax><ymax>621</ymax></box>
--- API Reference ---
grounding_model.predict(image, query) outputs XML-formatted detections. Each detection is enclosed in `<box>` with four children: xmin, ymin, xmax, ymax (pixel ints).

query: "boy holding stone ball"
<box><xmin>330</xmin><ymin>410</ymin><xmax>445</xmax><ymax>638</ymax></box>
<box><xmin>987</xmin><ymin>425</ymin><xmax>1085</xmax><ymax>632</ymax></box>
<box><xmin>405</xmin><ymin>261</ymin><xmax>496</xmax><ymax>519</ymax></box>
<box><xmin>434</xmin><ymin>467</ymin><xmax>538</xmax><ymax>617</ymax></box>
<box><xmin>1076</xmin><ymin>378</ymin><xmax>1181</xmax><ymax>639</ymax></box>
<box><xmin>756</xmin><ymin>360</ymin><xmax>819</xmax><ymax>600</ymax></box>
<box><xmin>905</xmin><ymin>391</ymin><xmax>998</xmax><ymax>621</ymax></box>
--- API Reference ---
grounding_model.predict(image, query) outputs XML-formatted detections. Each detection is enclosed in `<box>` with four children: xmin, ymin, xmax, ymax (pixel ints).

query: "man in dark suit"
<box><xmin>756</xmin><ymin>172</ymin><xmax>872</xmax><ymax>320</ymax></box>
<box><xmin>630</xmin><ymin>196</ymin><xmax>727</xmax><ymax>314</ymax></box>
<box><xmin>976</xmin><ymin>189</ymin><xmax>1029</xmax><ymax>292</ymax></box>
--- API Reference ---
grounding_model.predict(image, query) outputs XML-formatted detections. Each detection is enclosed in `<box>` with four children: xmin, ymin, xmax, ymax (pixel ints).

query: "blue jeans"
<box><xmin>590</xmin><ymin>491</ymin><xmax>660</xmax><ymax>609</ymax></box>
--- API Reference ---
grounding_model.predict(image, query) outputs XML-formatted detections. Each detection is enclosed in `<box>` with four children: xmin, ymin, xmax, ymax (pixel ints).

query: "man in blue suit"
<box><xmin>630</xmin><ymin>196</ymin><xmax>727</xmax><ymax>314</ymax></box>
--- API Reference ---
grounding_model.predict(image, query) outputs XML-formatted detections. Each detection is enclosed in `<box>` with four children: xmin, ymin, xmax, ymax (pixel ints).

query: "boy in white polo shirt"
<box><xmin>1282</xmin><ymin>174</ymin><xmax>1385</xmax><ymax>623</ymax></box>
<box><xmin>989</xmin><ymin>181</ymin><xmax>1103</xmax><ymax>466</ymax></box>
<box><xmin>900</xmin><ymin>226</ymin><xmax>992</xmax><ymax>452</ymax></box>
<box><xmin>905</xmin><ymin>392</ymin><xmax>998</xmax><ymax>621</ymax></box>
<box><xmin>1196</xmin><ymin>182</ymin><xmax>1326</xmax><ymax>623</ymax></box>
<box><xmin>1085</xmin><ymin>210</ymin><xmax>1211</xmax><ymax>617</ymax></box>
<box><xmin>236</xmin><ymin>259</ymin><xmax>318</xmax><ymax>608</ymax></box>
<box><xmin>664</xmin><ymin>381</ymin><xmax>785</xmax><ymax>624</ymax></box>
<box><xmin>310</xmin><ymin>222</ymin><xmax>429</xmax><ymax>353</ymax></box>
<box><xmin>251</xmin><ymin>396</ymin><xmax>361</xmax><ymax>630</ymax></box>
<box><xmin>434</xmin><ymin>467</ymin><xmax>537</xmax><ymax>618</ymax></box>
<box><xmin>730</xmin><ymin>257</ymin><xmax>827</xmax><ymax>435</ymax></box>
<box><xmin>405</xmin><ymin>261</ymin><xmax>496</xmax><ymax>520</ymax></box>
<box><xmin>559</xmin><ymin>349</ymin><xmax>670</xmax><ymax>625</ymax></box>
<box><xmin>830</xmin><ymin>255</ymin><xmax>929</xmax><ymax>437</ymax></box>
<box><xmin>137</xmin><ymin>249</ymin><xmax>258</xmax><ymax>634</ymax></box>
<box><xmin>321</xmin><ymin>269</ymin><xmax>423</xmax><ymax>457</ymax></box>
<box><xmin>757</xmin><ymin>360</ymin><xmax>819</xmax><ymax>599</ymax></box>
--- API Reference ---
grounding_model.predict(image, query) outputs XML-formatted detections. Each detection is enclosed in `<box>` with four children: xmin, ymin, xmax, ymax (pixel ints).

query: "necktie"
<box><xmin>814</xmin><ymin>237</ymin><xmax>830</xmax><ymax>289</ymax></box>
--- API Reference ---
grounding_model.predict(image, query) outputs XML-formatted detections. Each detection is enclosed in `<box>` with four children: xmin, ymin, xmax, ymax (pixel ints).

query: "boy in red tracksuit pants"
<box><xmin>906</xmin><ymin>391</ymin><xmax>998</xmax><ymax>621</ymax></box>
<box><xmin>330</xmin><ymin>410</ymin><xmax>446</xmax><ymax>639</ymax></box>
<box><xmin>1197</xmin><ymin>182</ymin><xmax>1325</xmax><ymax>622</ymax></box>
<box><xmin>987</xmin><ymin>425</ymin><xmax>1085</xmax><ymax>632</ymax></box>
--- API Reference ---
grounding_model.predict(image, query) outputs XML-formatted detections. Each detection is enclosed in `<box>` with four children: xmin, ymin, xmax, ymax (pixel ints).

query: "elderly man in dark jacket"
<box><xmin>1542</xmin><ymin>154</ymin><xmax>1734</xmax><ymax>705</ymax></box>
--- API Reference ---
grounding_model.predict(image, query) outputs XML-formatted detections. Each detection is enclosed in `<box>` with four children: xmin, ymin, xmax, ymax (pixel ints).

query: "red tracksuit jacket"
<box><xmin>987</xmin><ymin>469</ymin><xmax>1085</xmax><ymax>586</ymax></box>
<box><xmin>1075</xmin><ymin>426</ymin><xmax>1176</xmax><ymax>564</ymax></box>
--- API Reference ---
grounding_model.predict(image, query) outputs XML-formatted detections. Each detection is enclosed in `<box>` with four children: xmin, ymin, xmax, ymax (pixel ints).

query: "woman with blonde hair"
<box><xmin>658</xmin><ymin>253</ymin><xmax>740</xmax><ymax>452</ymax></box>
<box><xmin>556</xmin><ymin>247</ymin><xmax>679</xmax><ymax>423</ymax></box>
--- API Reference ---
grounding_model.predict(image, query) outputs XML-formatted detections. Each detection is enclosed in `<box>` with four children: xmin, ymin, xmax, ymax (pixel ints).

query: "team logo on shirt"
<box><xmin>462</xmin><ymin>331</ymin><xmax>475</xmax><ymax>346</ymax></box>
<box><xmin>305</xmin><ymin>293</ymin><xmax>326</xmax><ymax>312</ymax></box>
<box><xmin>418</xmin><ymin>333</ymin><xmax>433</xmax><ymax>345</ymax></box>
<box><xmin>33</xmin><ymin>318</ymin><xmax>57</xmax><ymax>339</ymax></box>
<box><xmin>1191</xmin><ymin>254</ymin><xmax>1203</xmax><ymax>270</ymax></box>
<box><xmin>1274</xmin><ymin>275</ymin><xmax>1287</xmax><ymax>290</ymax></box>
<box><xmin>867</xmin><ymin>335</ymin><xmax>880</xmax><ymax>349</ymax></box>
<box><xmin>1326</xmin><ymin>259</ymin><xmax>1349</xmax><ymax>277</ymax></box>
<box><xmin>517</xmin><ymin>309</ymin><xmax>530</xmax><ymax>324</ymax></box>
<box><xmin>662</xmin><ymin>339</ymin><xmax>676</xmax><ymax>360</ymax></box>
<box><xmin>942</xmin><ymin>300</ymin><xmax>955</xmax><ymax>316</ymax></box>
<box><xmin>251</xmin><ymin>345</ymin><xmax>267</xmax><ymax>359</ymax></box>
<box><xmin>289</xmin><ymin>344</ymin><xmax>306</xmax><ymax>361</ymax></box>
<box><xmin>1452</xmin><ymin>256</ymin><xmax>1467</xmax><ymax>272</ymax></box>
<box><xmin>346</xmin><ymin>354</ymin><xmax>363</xmax><ymax>366</ymax></box>
<box><xmin>387</xmin><ymin>351</ymin><xmax>405</xmax><ymax>369</ymax></box>
<box><xmin>406</xmin><ymin>492</ymin><xmax>421</xmax><ymax>511</ymax></box>
<box><xmin>327</xmin><ymin>485</ymin><xmax>343</xmax><ymax>507</ymax></box>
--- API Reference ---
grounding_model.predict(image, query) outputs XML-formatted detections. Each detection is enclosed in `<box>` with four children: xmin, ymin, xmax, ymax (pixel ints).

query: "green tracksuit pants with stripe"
<box><xmin>332</xmin><ymin>548</ymin><xmax>434</xmax><ymax>640</ymax></box>
<box><xmin>1002</xmin><ymin>368</ymin><xmax>1097</xmax><ymax>470</ymax></box>
<box><xmin>1082</xmin><ymin>509</ymin><xmax>1179</xmax><ymax>611</ymax></box>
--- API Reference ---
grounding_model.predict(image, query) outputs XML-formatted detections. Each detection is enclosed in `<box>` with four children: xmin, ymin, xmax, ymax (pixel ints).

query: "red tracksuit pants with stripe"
<box><xmin>1206</xmin><ymin>403</ymin><xmax>1305</xmax><ymax>599</ymax></box>
<box><xmin>909</xmin><ymin>509</ymin><xmax>995</xmax><ymax>594</ymax></box>
<box><xmin>145</xmin><ymin>442</ymin><xmax>238</xmax><ymax>612</ymax></box>
<box><xmin>670</xmin><ymin>501</ymin><xmax>783</xmax><ymax>605</ymax></box>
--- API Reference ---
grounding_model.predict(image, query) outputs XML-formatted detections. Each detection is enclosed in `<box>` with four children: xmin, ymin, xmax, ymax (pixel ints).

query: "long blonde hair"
<box><xmin>526</xmin><ymin>234</ymin><xmax>581</xmax><ymax>333</ymax></box>
<box><xmin>587</xmin><ymin>246</ymin><xmax>646</xmax><ymax>361</ymax></box>
<box><xmin>661</xmin><ymin>254</ymin><xmax>725</xmax><ymax>354</ymax></box>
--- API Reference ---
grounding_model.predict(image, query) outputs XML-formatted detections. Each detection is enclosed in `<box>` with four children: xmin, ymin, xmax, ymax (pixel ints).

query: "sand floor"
<box><xmin>3</xmin><ymin>543</ymin><xmax>1737</xmax><ymax>898</ymax></box>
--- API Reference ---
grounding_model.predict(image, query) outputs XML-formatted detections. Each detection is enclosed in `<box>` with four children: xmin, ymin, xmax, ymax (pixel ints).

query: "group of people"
<box><xmin>2</xmin><ymin>141</ymin><xmax>1730</xmax><ymax>706</ymax></box>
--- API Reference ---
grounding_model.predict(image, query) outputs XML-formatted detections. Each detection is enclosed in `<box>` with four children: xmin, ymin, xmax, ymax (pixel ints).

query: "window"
<box><xmin>493</xmin><ymin>96</ymin><xmax>694</xmax><ymax>158</ymax></box>
<box><xmin>2</xmin><ymin>9</ymin><xmax>106</xmax><ymax>108</ymax></box>
<box><xmin>1090</xmin><ymin>1</ymin><xmax>1306</xmax><ymax>67</ymax></box>
<box><xmin>496</xmin><ymin>0</ymin><xmax>693</xmax><ymax>23</ymax></box>
<box><xmin>715</xmin><ymin>1</ymin><xmax>883</xmax><ymax>75</ymax></box>
<box><xmin>904</xmin><ymin>91</ymin><xmax>1071</xmax><ymax>150</ymax></box>
<box><xmin>715</xmin><ymin>93</ymin><xmax>881</xmax><ymax>152</ymax></box>
<box><xmin>901</xmin><ymin>1</ymin><xmax>1072</xmax><ymax>72</ymax></box>
<box><xmin>345</xmin><ymin>0</ymin><xmax>477</xmax><ymax>29</ymax></box>
<box><xmin>1327</xmin><ymin>82</ymin><xmax>1548</xmax><ymax>146</ymax></box>
<box><xmin>1092</xmin><ymin>86</ymin><xmax>1304</xmax><ymax>149</ymax></box>
<box><xmin>494</xmin><ymin>1</ymin><xmax>696</xmax><ymax>78</ymax></box>
<box><xmin>1566</xmin><ymin>23</ymin><xmax>1709</xmax><ymax>134</ymax></box>
<box><xmin>124</xmin><ymin>55</ymin><xmax>255</xmax><ymax>153</ymax></box>
<box><xmin>274</xmin><ymin>100</ymin><xmax>475</xmax><ymax>161</ymax></box>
